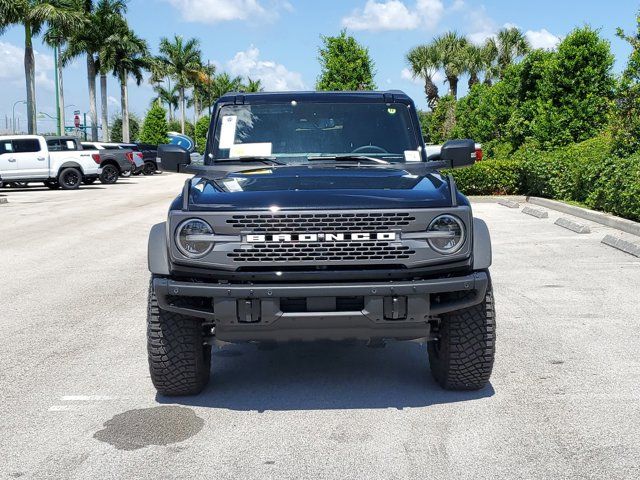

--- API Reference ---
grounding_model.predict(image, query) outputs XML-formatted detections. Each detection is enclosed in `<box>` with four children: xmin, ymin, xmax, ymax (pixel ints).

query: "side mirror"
<box><xmin>441</xmin><ymin>139</ymin><xmax>476</xmax><ymax>168</ymax></box>
<box><xmin>157</xmin><ymin>144</ymin><xmax>191</xmax><ymax>173</ymax></box>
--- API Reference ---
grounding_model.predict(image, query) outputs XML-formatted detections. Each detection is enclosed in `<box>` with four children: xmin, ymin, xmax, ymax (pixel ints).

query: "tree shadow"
<box><xmin>157</xmin><ymin>341</ymin><xmax>494</xmax><ymax>411</ymax></box>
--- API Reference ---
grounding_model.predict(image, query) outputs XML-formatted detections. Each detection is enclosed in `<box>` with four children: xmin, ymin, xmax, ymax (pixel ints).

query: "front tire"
<box><xmin>99</xmin><ymin>164</ymin><xmax>119</xmax><ymax>184</ymax></box>
<box><xmin>428</xmin><ymin>281</ymin><xmax>496</xmax><ymax>391</ymax></box>
<box><xmin>147</xmin><ymin>276</ymin><xmax>211</xmax><ymax>396</ymax></box>
<box><xmin>58</xmin><ymin>168</ymin><xmax>82</xmax><ymax>190</ymax></box>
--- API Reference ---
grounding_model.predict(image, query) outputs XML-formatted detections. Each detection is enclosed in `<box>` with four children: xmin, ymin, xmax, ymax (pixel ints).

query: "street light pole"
<box><xmin>54</xmin><ymin>46</ymin><xmax>61</xmax><ymax>136</ymax></box>
<box><xmin>12</xmin><ymin>100</ymin><xmax>26</xmax><ymax>134</ymax></box>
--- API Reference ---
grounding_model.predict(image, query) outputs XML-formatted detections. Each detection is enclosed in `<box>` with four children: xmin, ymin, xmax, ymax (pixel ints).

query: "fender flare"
<box><xmin>58</xmin><ymin>161</ymin><xmax>84</xmax><ymax>175</ymax></box>
<box><xmin>473</xmin><ymin>217</ymin><xmax>492</xmax><ymax>270</ymax></box>
<box><xmin>148</xmin><ymin>222</ymin><xmax>170</xmax><ymax>275</ymax></box>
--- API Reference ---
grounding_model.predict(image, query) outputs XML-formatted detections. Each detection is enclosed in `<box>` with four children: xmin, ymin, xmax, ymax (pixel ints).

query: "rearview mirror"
<box><xmin>157</xmin><ymin>144</ymin><xmax>191</xmax><ymax>173</ymax></box>
<box><xmin>441</xmin><ymin>139</ymin><xmax>476</xmax><ymax>168</ymax></box>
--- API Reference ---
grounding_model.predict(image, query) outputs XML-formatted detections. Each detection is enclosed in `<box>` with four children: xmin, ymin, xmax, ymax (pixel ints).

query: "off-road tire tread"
<box><xmin>147</xmin><ymin>277</ymin><xmax>210</xmax><ymax>396</ymax></box>
<box><xmin>428</xmin><ymin>283</ymin><xmax>496</xmax><ymax>390</ymax></box>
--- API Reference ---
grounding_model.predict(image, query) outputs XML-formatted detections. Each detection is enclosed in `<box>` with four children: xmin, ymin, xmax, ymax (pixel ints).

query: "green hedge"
<box><xmin>451</xmin><ymin>135</ymin><xmax>640</xmax><ymax>222</ymax></box>
<box><xmin>449</xmin><ymin>160</ymin><xmax>522</xmax><ymax>195</ymax></box>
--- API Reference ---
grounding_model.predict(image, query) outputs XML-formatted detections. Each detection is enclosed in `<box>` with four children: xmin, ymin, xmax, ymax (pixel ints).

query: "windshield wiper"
<box><xmin>307</xmin><ymin>155</ymin><xmax>391</xmax><ymax>164</ymax></box>
<box><xmin>214</xmin><ymin>156</ymin><xmax>285</xmax><ymax>165</ymax></box>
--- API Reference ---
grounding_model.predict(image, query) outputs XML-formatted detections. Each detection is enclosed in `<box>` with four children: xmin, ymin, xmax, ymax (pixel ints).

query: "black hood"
<box><xmin>177</xmin><ymin>165</ymin><xmax>462</xmax><ymax>211</ymax></box>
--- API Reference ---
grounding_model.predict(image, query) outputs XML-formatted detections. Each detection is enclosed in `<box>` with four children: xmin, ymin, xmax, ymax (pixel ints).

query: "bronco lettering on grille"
<box><xmin>245</xmin><ymin>232</ymin><xmax>398</xmax><ymax>243</ymax></box>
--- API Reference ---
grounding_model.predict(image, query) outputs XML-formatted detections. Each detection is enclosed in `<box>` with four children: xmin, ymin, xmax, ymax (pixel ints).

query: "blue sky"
<box><xmin>0</xmin><ymin>0</ymin><xmax>639</xmax><ymax>134</ymax></box>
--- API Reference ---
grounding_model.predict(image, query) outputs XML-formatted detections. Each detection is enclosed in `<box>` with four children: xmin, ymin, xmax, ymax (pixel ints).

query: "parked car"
<box><xmin>119</xmin><ymin>143</ymin><xmax>158</xmax><ymax>175</ymax></box>
<box><xmin>0</xmin><ymin>135</ymin><xmax>101</xmax><ymax>190</ymax></box>
<box><xmin>81</xmin><ymin>142</ymin><xmax>142</xmax><ymax>183</ymax></box>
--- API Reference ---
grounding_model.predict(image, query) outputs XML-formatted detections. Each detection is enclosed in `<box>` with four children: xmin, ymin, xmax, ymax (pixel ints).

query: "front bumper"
<box><xmin>153</xmin><ymin>271</ymin><xmax>488</xmax><ymax>342</ymax></box>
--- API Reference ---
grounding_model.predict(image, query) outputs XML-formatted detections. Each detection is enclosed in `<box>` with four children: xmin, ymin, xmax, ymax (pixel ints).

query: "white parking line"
<box><xmin>60</xmin><ymin>395</ymin><xmax>113</xmax><ymax>401</ymax></box>
<box><xmin>48</xmin><ymin>405</ymin><xmax>84</xmax><ymax>412</ymax></box>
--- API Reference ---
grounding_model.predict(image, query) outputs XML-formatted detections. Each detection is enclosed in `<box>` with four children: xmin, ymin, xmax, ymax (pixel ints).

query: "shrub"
<box><xmin>110</xmin><ymin>115</ymin><xmax>140</xmax><ymax>142</ymax></box>
<box><xmin>449</xmin><ymin>160</ymin><xmax>523</xmax><ymax>195</ymax></box>
<box><xmin>452</xmin><ymin>133</ymin><xmax>640</xmax><ymax>222</ymax></box>
<box><xmin>195</xmin><ymin>116</ymin><xmax>210</xmax><ymax>154</ymax></box>
<box><xmin>139</xmin><ymin>103</ymin><xmax>168</xmax><ymax>145</ymax></box>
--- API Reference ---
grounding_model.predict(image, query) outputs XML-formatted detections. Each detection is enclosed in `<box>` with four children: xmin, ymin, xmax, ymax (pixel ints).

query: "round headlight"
<box><xmin>427</xmin><ymin>214</ymin><xmax>465</xmax><ymax>254</ymax></box>
<box><xmin>175</xmin><ymin>219</ymin><xmax>214</xmax><ymax>258</ymax></box>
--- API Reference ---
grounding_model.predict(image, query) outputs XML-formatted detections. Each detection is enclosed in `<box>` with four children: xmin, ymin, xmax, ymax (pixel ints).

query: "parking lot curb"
<box><xmin>522</xmin><ymin>206</ymin><xmax>548</xmax><ymax>219</ymax></box>
<box><xmin>527</xmin><ymin>197</ymin><xmax>640</xmax><ymax>237</ymax></box>
<box><xmin>554</xmin><ymin>217</ymin><xmax>591</xmax><ymax>234</ymax></box>
<box><xmin>601</xmin><ymin>235</ymin><xmax>640</xmax><ymax>258</ymax></box>
<box><xmin>498</xmin><ymin>199</ymin><xmax>520</xmax><ymax>208</ymax></box>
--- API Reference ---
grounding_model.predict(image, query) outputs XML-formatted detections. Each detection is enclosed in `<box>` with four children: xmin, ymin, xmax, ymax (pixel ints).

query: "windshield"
<box><xmin>211</xmin><ymin>102</ymin><xmax>422</xmax><ymax>163</ymax></box>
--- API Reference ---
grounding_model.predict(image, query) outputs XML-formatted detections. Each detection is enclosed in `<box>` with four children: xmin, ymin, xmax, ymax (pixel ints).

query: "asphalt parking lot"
<box><xmin>1</xmin><ymin>174</ymin><xmax>639</xmax><ymax>480</ymax></box>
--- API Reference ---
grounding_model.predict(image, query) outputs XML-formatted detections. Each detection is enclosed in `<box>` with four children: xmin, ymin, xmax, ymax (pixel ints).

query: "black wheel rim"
<box><xmin>104</xmin><ymin>166</ymin><xmax>118</xmax><ymax>183</ymax></box>
<box><xmin>63</xmin><ymin>171</ymin><xmax>79</xmax><ymax>187</ymax></box>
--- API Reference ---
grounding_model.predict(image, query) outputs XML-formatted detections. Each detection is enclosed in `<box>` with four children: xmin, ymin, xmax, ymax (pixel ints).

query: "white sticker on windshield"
<box><xmin>219</xmin><ymin>115</ymin><xmax>237</xmax><ymax>149</ymax></box>
<box><xmin>229</xmin><ymin>143</ymin><xmax>273</xmax><ymax>158</ymax></box>
<box><xmin>404</xmin><ymin>150</ymin><xmax>421</xmax><ymax>162</ymax></box>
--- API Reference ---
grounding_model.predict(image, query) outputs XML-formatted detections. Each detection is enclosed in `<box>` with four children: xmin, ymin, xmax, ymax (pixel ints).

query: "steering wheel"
<box><xmin>351</xmin><ymin>145</ymin><xmax>388</xmax><ymax>154</ymax></box>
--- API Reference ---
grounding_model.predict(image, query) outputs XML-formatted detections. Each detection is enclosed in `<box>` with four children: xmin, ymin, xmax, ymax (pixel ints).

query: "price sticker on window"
<box><xmin>219</xmin><ymin>115</ymin><xmax>237</xmax><ymax>149</ymax></box>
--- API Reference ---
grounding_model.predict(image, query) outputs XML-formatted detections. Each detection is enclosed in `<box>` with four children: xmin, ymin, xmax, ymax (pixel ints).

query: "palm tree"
<box><xmin>190</xmin><ymin>61</ymin><xmax>214</xmax><ymax>123</ymax></box>
<box><xmin>157</xmin><ymin>35</ymin><xmax>204</xmax><ymax>134</ymax></box>
<box><xmin>151</xmin><ymin>84</ymin><xmax>179</xmax><ymax>122</ymax></box>
<box><xmin>209</xmin><ymin>72</ymin><xmax>243</xmax><ymax>103</ymax></box>
<box><xmin>406</xmin><ymin>44</ymin><xmax>441</xmax><ymax>110</ymax></box>
<box><xmin>61</xmin><ymin>0</ymin><xmax>109</xmax><ymax>140</ymax></box>
<box><xmin>432</xmin><ymin>31</ymin><xmax>469</xmax><ymax>99</ymax></box>
<box><xmin>463</xmin><ymin>43</ymin><xmax>487</xmax><ymax>89</ymax></box>
<box><xmin>482</xmin><ymin>40</ymin><xmax>499</xmax><ymax>85</ymax></box>
<box><xmin>92</xmin><ymin>0</ymin><xmax>127</xmax><ymax>142</ymax></box>
<box><xmin>487</xmin><ymin>27</ymin><xmax>531</xmax><ymax>79</ymax></box>
<box><xmin>100</xmin><ymin>23</ymin><xmax>148</xmax><ymax>142</ymax></box>
<box><xmin>42</xmin><ymin>2</ymin><xmax>85</xmax><ymax>135</ymax></box>
<box><xmin>242</xmin><ymin>78</ymin><xmax>263</xmax><ymax>93</ymax></box>
<box><xmin>0</xmin><ymin>0</ymin><xmax>83</xmax><ymax>134</ymax></box>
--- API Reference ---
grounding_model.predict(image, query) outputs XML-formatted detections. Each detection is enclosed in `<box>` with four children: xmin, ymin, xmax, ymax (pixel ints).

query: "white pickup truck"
<box><xmin>0</xmin><ymin>135</ymin><xmax>102</xmax><ymax>190</ymax></box>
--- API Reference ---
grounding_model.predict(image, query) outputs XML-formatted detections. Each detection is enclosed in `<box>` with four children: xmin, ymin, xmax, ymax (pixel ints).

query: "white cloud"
<box><xmin>341</xmin><ymin>0</ymin><xmax>445</xmax><ymax>31</ymax></box>
<box><xmin>415</xmin><ymin>0</ymin><xmax>445</xmax><ymax>28</ymax></box>
<box><xmin>226</xmin><ymin>46</ymin><xmax>305</xmax><ymax>91</ymax></box>
<box><xmin>107</xmin><ymin>96</ymin><xmax>119</xmax><ymax>106</ymax></box>
<box><xmin>526</xmin><ymin>29</ymin><xmax>561</xmax><ymax>50</ymax></box>
<box><xmin>467</xmin><ymin>7</ymin><xmax>497</xmax><ymax>45</ymax></box>
<box><xmin>401</xmin><ymin>67</ymin><xmax>421</xmax><ymax>84</ymax></box>
<box><xmin>163</xmin><ymin>0</ymin><xmax>290</xmax><ymax>24</ymax></box>
<box><xmin>0</xmin><ymin>41</ymin><xmax>54</xmax><ymax>91</ymax></box>
<box><xmin>342</xmin><ymin>1</ymin><xmax>419</xmax><ymax>31</ymax></box>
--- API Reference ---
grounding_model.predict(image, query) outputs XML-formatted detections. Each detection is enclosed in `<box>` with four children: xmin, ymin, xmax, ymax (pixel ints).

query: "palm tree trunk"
<box><xmin>468</xmin><ymin>72</ymin><xmax>479</xmax><ymax>90</ymax></box>
<box><xmin>447</xmin><ymin>76</ymin><xmax>459</xmax><ymax>99</ymax></box>
<box><xmin>120</xmin><ymin>72</ymin><xmax>130</xmax><ymax>143</ymax></box>
<box><xmin>87</xmin><ymin>55</ymin><xmax>98</xmax><ymax>141</ymax></box>
<box><xmin>179</xmin><ymin>86</ymin><xmax>185</xmax><ymax>134</ymax></box>
<box><xmin>100</xmin><ymin>73</ymin><xmax>109</xmax><ymax>141</ymax></box>
<box><xmin>24</xmin><ymin>23</ymin><xmax>37</xmax><ymax>134</ymax></box>
<box><xmin>57</xmin><ymin>48</ymin><xmax>65</xmax><ymax>135</ymax></box>
<box><xmin>424</xmin><ymin>79</ymin><xmax>439</xmax><ymax>111</ymax></box>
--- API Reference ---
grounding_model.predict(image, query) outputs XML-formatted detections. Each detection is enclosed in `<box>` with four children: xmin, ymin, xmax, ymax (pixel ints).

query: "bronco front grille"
<box><xmin>228</xmin><ymin>241</ymin><xmax>416</xmax><ymax>263</ymax></box>
<box><xmin>225</xmin><ymin>212</ymin><xmax>417</xmax><ymax>233</ymax></box>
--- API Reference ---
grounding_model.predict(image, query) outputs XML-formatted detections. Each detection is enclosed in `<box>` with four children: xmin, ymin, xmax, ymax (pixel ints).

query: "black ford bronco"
<box><xmin>148</xmin><ymin>90</ymin><xmax>495</xmax><ymax>395</ymax></box>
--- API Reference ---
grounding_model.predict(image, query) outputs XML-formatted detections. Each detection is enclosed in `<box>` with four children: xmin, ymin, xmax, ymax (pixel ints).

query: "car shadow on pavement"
<box><xmin>156</xmin><ymin>341</ymin><xmax>494</xmax><ymax>411</ymax></box>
